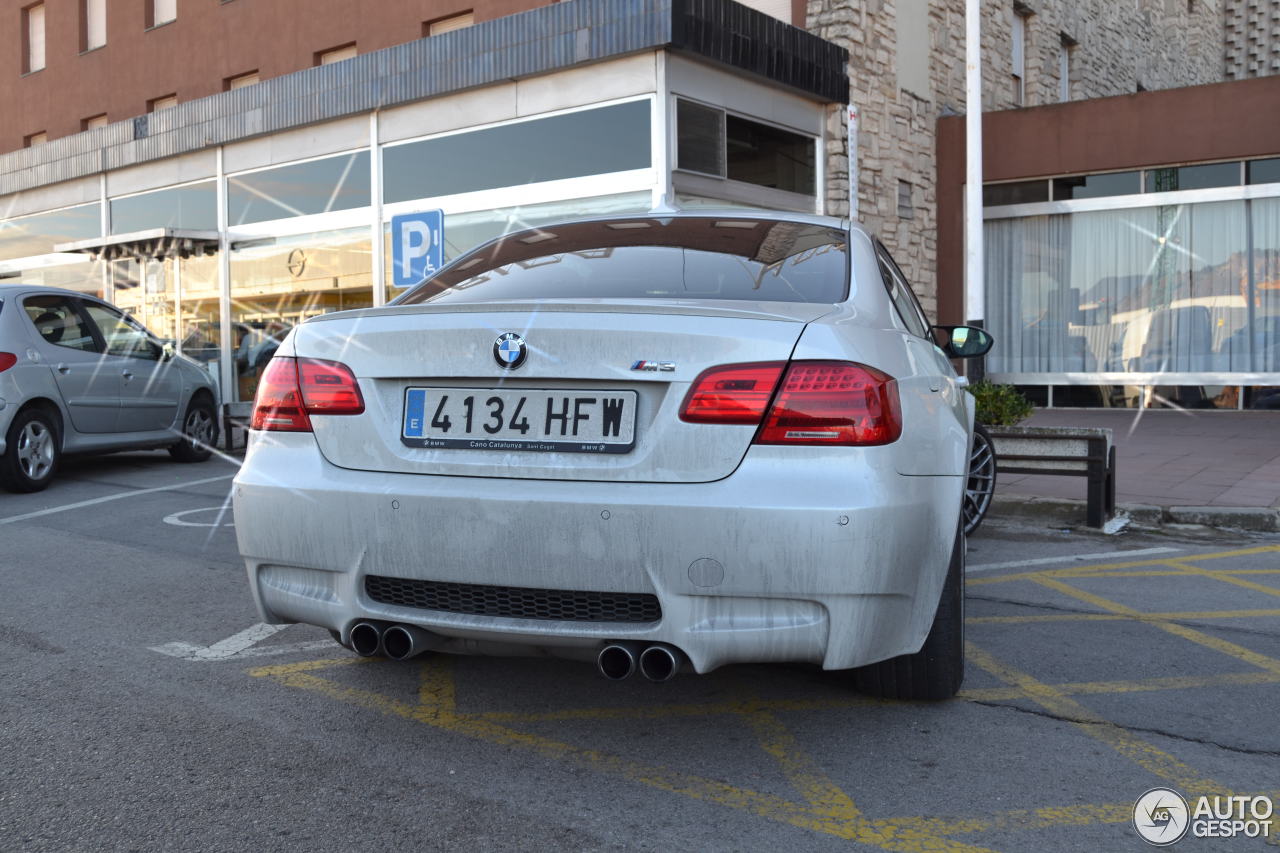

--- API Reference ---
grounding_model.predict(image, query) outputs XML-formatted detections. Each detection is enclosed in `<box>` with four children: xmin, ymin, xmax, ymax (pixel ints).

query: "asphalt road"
<box><xmin>1</xmin><ymin>449</ymin><xmax>1278</xmax><ymax>852</ymax></box>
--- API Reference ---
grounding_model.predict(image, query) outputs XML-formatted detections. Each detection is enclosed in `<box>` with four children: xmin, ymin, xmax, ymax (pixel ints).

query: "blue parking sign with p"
<box><xmin>391</xmin><ymin>210</ymin><xmax>444</xmax><ymax>287</ymax></box>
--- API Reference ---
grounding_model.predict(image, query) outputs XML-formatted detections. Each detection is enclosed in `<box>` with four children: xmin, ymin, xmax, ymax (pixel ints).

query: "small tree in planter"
<box><xmin>959</xmin><ymin>382</ymin><xmax>1031</xmax><ymax>534</ymax></box>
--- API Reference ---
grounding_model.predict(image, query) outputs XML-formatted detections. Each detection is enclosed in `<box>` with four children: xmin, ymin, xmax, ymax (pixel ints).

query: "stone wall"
<box><xmin>807</xmin><ymin>0</ymin><xmax>1227</xmax><ymax>317</ymax></box>
<box><xmin>1225</xmin><ymin>0</ymin><xmax>1280</xmax><ymax>79</ymax></box>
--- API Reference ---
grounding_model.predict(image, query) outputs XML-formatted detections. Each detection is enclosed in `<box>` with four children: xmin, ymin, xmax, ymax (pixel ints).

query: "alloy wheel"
<box><xmin>962</xmin><ymin>427</ymin><xmax>997</xmax><ymax>536</ymax></box>
<box><xmin>17</xmin><ymin>420</ymin><xmax>55</xmax><ymax>482</ymax></box>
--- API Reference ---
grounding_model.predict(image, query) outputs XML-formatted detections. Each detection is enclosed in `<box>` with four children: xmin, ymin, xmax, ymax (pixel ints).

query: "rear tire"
<box><xmin>0</xmin><ymin>406</ymin><xmax>61</xmax><ymax>493</ymax></box>
<box><xmin>169</xmin><ymin>396</ymin><xmax>216</xmax><ymax>463</ymax></box>
<box><xmin>852</xmin><ymin>525</ymin><xmax>965</xmax><ymax>700</ymax></box>
<box><xmin>963</xmin><ymin>422</ymin><xmax>997</xmax><ymax>536</ymax></box>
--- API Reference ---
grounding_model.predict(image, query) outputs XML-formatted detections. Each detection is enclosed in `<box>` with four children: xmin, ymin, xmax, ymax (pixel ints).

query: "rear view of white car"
<box><xmin>233</xmin><ymin>212</ymin><xmax>991</xmax><ymax>700</ymax></box>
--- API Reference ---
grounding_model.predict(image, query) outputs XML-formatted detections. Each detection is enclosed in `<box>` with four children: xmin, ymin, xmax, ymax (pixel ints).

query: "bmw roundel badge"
<box><xmin>493</xmin><ymin>332</ymin><xmax>527</xmax><ymax>369</ymax></box>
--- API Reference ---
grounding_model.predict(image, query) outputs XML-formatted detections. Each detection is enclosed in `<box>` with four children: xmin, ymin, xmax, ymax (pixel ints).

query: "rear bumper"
<box><xmin>233</xmin><ymin>432</ymin><xmax>962</xmax><ymax>672</ymax></box>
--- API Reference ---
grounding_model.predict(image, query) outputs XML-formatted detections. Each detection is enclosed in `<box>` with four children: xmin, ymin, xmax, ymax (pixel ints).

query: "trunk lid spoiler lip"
<box><xmin>303</xmin><ymin>299</ymin><xmax>840</xmax><ymax>326</ymax></box>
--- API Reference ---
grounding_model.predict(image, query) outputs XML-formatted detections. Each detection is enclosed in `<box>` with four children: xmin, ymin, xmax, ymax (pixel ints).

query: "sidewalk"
<box><xmin>994</xmin><ymin>409</ymin><xmax>1280</xmax><ymax>526</ymax></box>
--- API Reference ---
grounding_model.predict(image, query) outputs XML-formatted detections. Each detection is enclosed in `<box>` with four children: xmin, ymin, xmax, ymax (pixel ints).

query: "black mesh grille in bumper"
<box><xmin>364</xmin><ymin>575</ymin><xmax>662</xmax><ymax>623</ymax></box>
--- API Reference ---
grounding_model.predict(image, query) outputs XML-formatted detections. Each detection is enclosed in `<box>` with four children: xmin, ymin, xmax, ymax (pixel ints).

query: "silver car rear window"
<box><xmin>397</xmin><ymin>218</ymin><xmax>849</xmax><ymax>306</ymax></box>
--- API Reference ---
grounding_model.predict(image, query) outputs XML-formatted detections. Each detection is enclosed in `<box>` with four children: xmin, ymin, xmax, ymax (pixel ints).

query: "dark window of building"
<box><xmin>146</xmin><ymin>0</ymin><xmax>176</xmax><ymax>29</ymax></box>
<box><xmin>24</xmin><ymin>131</ymin><xmax>47</xmax><ymax>148</ymax></box>
<box><xmin>897</xmin><ymin>180</ymin><xmax>914</xmax><ymax>218</ymax></box>
<box><xmin>1144</xmin><ymin>162</ymin><xmax>1241</xmax><ymax>193</ymax></box>
<box><xmin>1246</xmin><ymin>158</ymin><xmax>1280</xmax><ymax>185</ymax></box>
<box><xmin>397</xmin><ymin>218</ymin><xmax>850</xmax><ymax>306</ymax></box>
<box><xmin>1052</xmin><ymin>171</ymin><xmax>1141</xmax><ymax>200</ymax></box>
<box><xmin>982</xmin><ymin>180</ymin><xmax>1049</xmax><ymax>206</ymax></box>
<box><xmin>383</xmin><ymin>101</ymin><xmax>651</xmax><ymax>204</ymax></box>
<box><xmin>1011</xmin><ymin>5</ymin><xmax>1031</xmax><ymax>107</ymax></box>
<box><xmin>81</xmin><ymin>114</ymin><xmax>107</xmax><ymax>131</ymax></box>
<box><xmin>110</xmin><ymin>181</ymin><xmax>218</xmax><ymax>234</ymax></box>
<box><xmin>224</xmin><ymin>71</ymin><xmax>259</xmax><ymax>91</ymax></box>
<box><xmin>229</xmin><ymin>151</ymin><xmax>371</xmax><ymax>225</ymax></box>
<box><xmin>724</xmin><ymin>115</ymin><xmax>815</xmax><ymax>195</ymax></box>
<box><xmin>676</xmin><ymin>100</ymin><xmax>725</xmax><ymax>177</ymax></box>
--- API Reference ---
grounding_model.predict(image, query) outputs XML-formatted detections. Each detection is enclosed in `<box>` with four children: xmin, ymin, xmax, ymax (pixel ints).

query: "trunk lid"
<box><xmin>294</xmin><ymin>299</ymin><xmax>828</xmax><ymax>483</ymax></box>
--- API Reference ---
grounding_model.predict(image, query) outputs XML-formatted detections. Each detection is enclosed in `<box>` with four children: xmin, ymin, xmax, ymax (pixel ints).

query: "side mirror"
<box><xmin>930</xmin><ymin>325</ymin><xmax>994</xmax><ymax>359</ymax></box>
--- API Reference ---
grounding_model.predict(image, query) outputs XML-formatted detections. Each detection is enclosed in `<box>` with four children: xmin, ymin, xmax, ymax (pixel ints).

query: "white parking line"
<box><xmin>151</xmin><ymin>622</ymin><xmax>289</xmax><ymax>661</ymax></box>
<box><xmin>0</xmin><ymin>473</ymin><xmax>236</xmax><ymax>525</ymax></box>
<box><xmin>967</xmin><ymin>546</ymin><xmax>1182</xmax><ymax>573</ymax></box>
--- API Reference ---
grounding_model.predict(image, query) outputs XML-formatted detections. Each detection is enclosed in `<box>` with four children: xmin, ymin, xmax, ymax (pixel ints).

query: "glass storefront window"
<box><xmin>2</xmin><ymin>258</ymin><xmax>105</xmax><ymax>298</ymax></box>
<box><xmin>1144</xmin><ymin>162</ymin><xmax>1241</xmax><ymax>193</ymax></box>
<box><xmin>982</xmin><ymin>180</ymin><xmax>1049</xmax><ymax>207</ymax></box>
<box><xmin>382</xmin><ymin>101</ymin><xmax>651</xmax><ymax>204</ymax></box>
<box><xmin>1052</xmin><ymin>171</ymin><xmax>1140</xmax><ymax>200</ymax></box>
<box><xmin>725</xmin><ymin>115</ymin><xmax>815</xmax><ymax>195</ymax></box>
<box><xmin>230</xmin><ymin>227</ymin><xmax>373</xmax><ymax>401</ymax></box>
<box><xmin>1246</xmin><ymin>158</ymin><xmax>1280</xmax><ymax>186</ymax></box>
<box><xmin>229</xmin><ymin>151</ymin><xmax>371</xmax><ymax>225</ymax></box>
<box><xmin>985</xmin><ymin>199</ymin><xmax>1264</xmax><ymax>377</ymax></box>
<box><xmin>0</xmin><ymin>204</ymin><xmax>99</xmax><ymax>260</ymax></box>
<box><xmin>383</xmin><ymin>191</ymin><xmax>652</xmax><ymax>301</ymax></box>
<box><xmin>110</xmin><ymin>181</ymin><xmax>218</xmax><ymax>234</ymax></box>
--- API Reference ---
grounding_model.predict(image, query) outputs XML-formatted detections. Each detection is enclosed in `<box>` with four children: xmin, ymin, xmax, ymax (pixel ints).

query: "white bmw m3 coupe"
<box><xmin>232</xmin><ymin>212</ymin><xmax>992</xmax><ymax>700</ymax></box>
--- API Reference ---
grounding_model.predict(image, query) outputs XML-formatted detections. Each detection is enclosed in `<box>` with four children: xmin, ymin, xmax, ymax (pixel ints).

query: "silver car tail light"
<box><xmin>250</xmin><ymin>356</ymin><xmax>364</xmax><ymax>432</ymax></box>
<box><xmin>756</xmin><ymin>361</ymin><xmax>902</xmax><ymax>446</ymax></box>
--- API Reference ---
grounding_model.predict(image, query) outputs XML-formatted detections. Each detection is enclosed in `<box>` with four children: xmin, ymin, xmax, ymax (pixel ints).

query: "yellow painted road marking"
<box><xmin>969</xmin><ymin>544</ymin><xmax>1280</xmax><ymax>586</ymax></box>
<box><xmin>1033</xmin><ymin>576</ymin><xmax>1280</xmax><ymax>678</ymax></box>
<box><xmin>965</xmin><ymin>642</ymin><xmax>1222</xmax><ymax>796</ymax></box>
<box><xmin>1174</xmin><ymin>561</ymin><xmax>1280</xmax><ymax>600</ymax></box>
<box><xmin>968</xmin><ymin>608</ymin><xmax>1280</xmax><ymax>625</ymax></box>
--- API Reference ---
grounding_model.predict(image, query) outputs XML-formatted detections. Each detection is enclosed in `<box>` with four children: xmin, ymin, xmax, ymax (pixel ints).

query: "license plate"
<box><xmin>401</xmin><ymin>387</ymin><xmax>638</xmax><ymax>453</ymax></box>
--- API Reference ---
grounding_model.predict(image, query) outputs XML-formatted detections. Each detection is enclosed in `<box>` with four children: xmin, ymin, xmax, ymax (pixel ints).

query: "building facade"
<box><xmin>0</xmin><ymin>0</ymin><xmax>847</xmax><ymax>406</ymax></box>
<box><xmin>806</xmin><ymin>0</ymin><xmax>1228</xmax><ymax>319</ymax></box>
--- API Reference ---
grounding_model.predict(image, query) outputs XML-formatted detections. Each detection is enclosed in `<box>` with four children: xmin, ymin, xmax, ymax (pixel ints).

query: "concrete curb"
<box><xmin>991</xmin><ymin>495</ymin><xmax>1280</xmax><ymax>533</ymax></box>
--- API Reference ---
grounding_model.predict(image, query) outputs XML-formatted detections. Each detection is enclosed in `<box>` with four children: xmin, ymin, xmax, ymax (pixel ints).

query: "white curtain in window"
<box><xmin>985</xmin><ymin>200</ymin><xmax>1260</xmax><ymax>376</ymax></box>
<box><xmin>1250</xmin><ymin>198</ymin><xmax>1280</xmax><ymax>373</ymax></box>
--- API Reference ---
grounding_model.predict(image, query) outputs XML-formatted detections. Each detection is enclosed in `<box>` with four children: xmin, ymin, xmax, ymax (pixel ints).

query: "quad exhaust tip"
<box><xmin>639</xmin><ymin>644</ymin><xmax>681</xmax><ymax>682</ymax></box>
<box><xmin>597</xmin><ymin>643</ymin><xmax>638</xmax><ymax>680</ymax></box>
<box><xmin>597</xmin><ymin>642</ymin><xmax>684</xmax><ymax>682</ymax></box>
<box><xmin>382</xmin><ymin>623</ymin><xmax>436</xmax><ymax>661</ymax></box>
<box><xmin>349</xmin><ymin>621</ymin><xmax>383</xmax><ymax>657</ymax></box>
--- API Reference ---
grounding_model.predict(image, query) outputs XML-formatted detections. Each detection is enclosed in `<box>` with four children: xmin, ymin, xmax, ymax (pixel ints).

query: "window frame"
<box><xmin>874</xmin><ymin>239</ymin><xmax>931</xmax><ymax>338</ymax></box>
<box><xmin>21</xmin><ymin>294</ymin><xmax>103</xmax><ymax>354</ymax></box>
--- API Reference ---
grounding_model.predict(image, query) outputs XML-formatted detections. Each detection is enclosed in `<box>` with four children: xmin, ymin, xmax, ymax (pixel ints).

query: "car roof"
<box><xmin>0</xmin><ymin>283</ymin><xmax>104</xmax><ymax>300</ymax></box>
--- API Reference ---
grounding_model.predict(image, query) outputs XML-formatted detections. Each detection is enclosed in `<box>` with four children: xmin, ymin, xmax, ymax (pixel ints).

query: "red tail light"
<box><xmin>0</xmin><ymin>352</ymin><xmax>17</xmax><ymax>372</ymax></box>
<box><xmin>679</xmin><ymin>362</ymin><xmax>786</xmax><ymax>424</ymax></box>
<box><xmin>755</xmin><ymin>361</ymin><xmax>901</xmax><ymax>446</ymax></box>
<box><xmin>250</xmin><ymin>357</ymin><xmax>364</xmax><ymax>432</ymax></box>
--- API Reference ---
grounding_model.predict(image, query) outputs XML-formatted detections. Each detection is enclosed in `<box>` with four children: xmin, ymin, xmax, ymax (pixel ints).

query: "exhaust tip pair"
<box><xmin>597</xmin><ymin>642</ymin><xmax>683</xmax><ymax>682</ymax></box>
<box><xmin>348</xmin><ymin>621</ymin><xmax>435</xmax><ymax>661</ymax></box>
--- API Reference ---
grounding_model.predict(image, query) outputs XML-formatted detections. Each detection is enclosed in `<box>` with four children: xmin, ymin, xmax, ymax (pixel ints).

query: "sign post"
<box><xmin>846</xmin><ymin>104</ymin><xmax>859</xmax><ymax>220</ymax></box>
<box><xmin>390</xmin><ymin>210</ymin><xmax>445</xmax><ymax>289</ymax></box>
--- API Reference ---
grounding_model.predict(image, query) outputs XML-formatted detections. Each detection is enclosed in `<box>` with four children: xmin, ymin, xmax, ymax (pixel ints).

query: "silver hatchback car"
<box><xmin>233</xmin><ymin>212</ymin><xmax>992</xmax><ymax>700</ymax></box>
<box><xmin>0</xmin><ymin>284</ymin><xmax>219</xmax><ymax>492</ymax></box>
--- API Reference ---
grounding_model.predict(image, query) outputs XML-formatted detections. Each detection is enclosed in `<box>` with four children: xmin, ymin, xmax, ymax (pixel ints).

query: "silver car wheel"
<box><xmin>183</xmin><ymin>407</ymin><xmax>214</xmax><ymax>451</ymax></box>
<box><xmin>17</xmin><ymin>420</ymin><xmax>55</xmax><ymax>481</ymax></box>
<box><xmin>962</xmin><ymin>425</ymin><xmax>997</xmax><ymax>536</ymax></box>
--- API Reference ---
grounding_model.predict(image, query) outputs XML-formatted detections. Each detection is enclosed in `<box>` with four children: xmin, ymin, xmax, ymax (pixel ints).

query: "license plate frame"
<box><xmin>401</xmin><ymin>387</ymin><xmax>638</xmax><ymax>454</ymax></box>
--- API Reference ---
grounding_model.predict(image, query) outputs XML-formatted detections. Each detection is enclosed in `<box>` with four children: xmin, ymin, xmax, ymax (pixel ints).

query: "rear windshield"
<box><xmin>396</xmin><ymin>217</ymin><xmax>849</xmax><ymax>306</ymax></box>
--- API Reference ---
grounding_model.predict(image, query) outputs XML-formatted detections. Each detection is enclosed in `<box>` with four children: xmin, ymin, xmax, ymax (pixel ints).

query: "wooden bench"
<box><xmin>986</xmin><ymin>426</ymin><xmax>1117</xmax><ymax>528</ymax></box>
<box><xmin>222</xmin><ymin>401</ymin><xmax>255</xmax><ymax>451</ymax></box>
